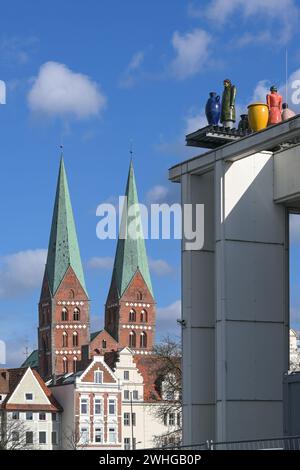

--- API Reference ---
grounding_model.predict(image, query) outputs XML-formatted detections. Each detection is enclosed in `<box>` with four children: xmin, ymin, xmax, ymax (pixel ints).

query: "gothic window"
<box><xmin>136</xmin><ymin>291</ymin><xmax>143</xmax><ymax>301</ymax></box>
<box><xmin>73</xmin><ymin>357</ymin><xmax>77</xmax><ymax>372</ymax></box>
<box><xmin>69</xmin><ymin>289</ymin><xmax>75</xmax><ymax>299</ymax></box>
<box><xmin>73</xmin><ymin>308</ymin><xmax>80</xmax><ymax>321</ymax></box>
<box><xmin>140</xmin><ymin>309</ymin><xmax>148</xmax><ymax>323</ymax></box>
<box><xmin>129</xmin><ymin>331</ymin><xmax>136</xmax><ymax>348</ymax></box>
<box><xmin>73</xmin><ymin>332</ymin><xmax>78</xmax><ymax>347</ymax></box>
<box><xmin>61</xmin><ymin>308</ymin><xmax>68</xmax><ymax>322</ymax></box>
<box><xmin>62</xmin><ymin>332</ymin><xmax>68</xmax><ymax>347</ymax></box>
<box><xmin>129</xmin><ymin>309</ymin><xmax>136</xmax><ymax>322</ymax></box>
<box><xmin>140</xmin><ymin>331</ymin><xmax>147</xmax><ymax>348</ymax></box>
<box><xmin>63</xmin><ymin>357</ymin><xmax>68</xmax><ymax>374</ymax></box>
<box><xmin>102</xmin><ymin>339</ymin><xmax>107</xmax><ymax>349</ymax></box>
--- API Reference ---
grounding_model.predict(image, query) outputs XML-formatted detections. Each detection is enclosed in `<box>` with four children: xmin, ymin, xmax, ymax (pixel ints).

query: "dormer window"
<box><xmin>94</xmin><ymin>370</ymin><xmax>103</xmax><ymax>384</ymax></box>
<box><xmin>102</xmin><ymin>339</ymin><xmax>107</xmax><ymax>349</ymax></box>
<box><xmin>25</xmin><ymin>393</ymin><xmax>33</xmax><ymax>401</ymax></box>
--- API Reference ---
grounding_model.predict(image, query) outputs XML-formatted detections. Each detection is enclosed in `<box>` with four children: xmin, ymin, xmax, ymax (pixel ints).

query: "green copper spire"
<box><xmin>112</xmin><ymin>160</ymin><xmax>153</xmax><ymax>297</ymax></box>
<box><xmin>45</xmin><ymin>157</ymin><xmax>87</xmax><ymax>296</ymax></box>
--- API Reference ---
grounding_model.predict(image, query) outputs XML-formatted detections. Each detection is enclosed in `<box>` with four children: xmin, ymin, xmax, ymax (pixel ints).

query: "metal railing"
<box><xmin>155</xmin><ymin>435</ymin><xmax>300</xmax><ymax>451</ymax></box>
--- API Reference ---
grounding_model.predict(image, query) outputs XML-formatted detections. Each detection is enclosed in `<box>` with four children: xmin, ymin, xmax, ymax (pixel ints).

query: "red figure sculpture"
<box><xmin>266</xmin><ymin>85</ymin><xmax>282</xmax><ymax>125</ymax></box>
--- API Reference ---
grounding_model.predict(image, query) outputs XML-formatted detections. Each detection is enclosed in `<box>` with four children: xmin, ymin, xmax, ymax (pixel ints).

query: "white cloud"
<box><xmin>206</xmin><ymin>0</ymin><xmax>299</xmax><ymax>44</ymax></box>
<box><xmin>146</xmin><ymin>185</ymin><xmax>169</xmax><ymax>204</ymax></box>
<box><xmin>119</xmin><ymin>51</ymin><xmax>145</xmax><ymax>88</ymax></box>
<box><xmin>149</xmin><ymin>258</ymin><xmax>173</xmax><ymax>277</ymax></box>
<box><xmin>27</xmin><ymin>61</ymin><xmax>106</xmax><ymax>119</ymax></box>
<box><xmin>0</xmin><ymin>249</ymin><xmax>47</xmax><ymax>298</ymax></box>
<box><xmin>156</xmin><ymin>300</ymin><xmax>181</xmax><ymax>339</ymax></box>
<box><xmin>185</xmin><ymin>110</ymin><xmax>207</xmax><ymax>135</ymax></box>
<box><xmin>170</xmin><ymin>28</ymin><xmax>212</xmax><ymax>80</ymax></box>
<box><xmin>0</xmin><ymin>36</ymin><xmax>38</xmax><ymax>65</ymax></box>
<box><xmin>87</xmin><ymin>256</ymin><xmax>114</xmax><ymax>270</ymax></box>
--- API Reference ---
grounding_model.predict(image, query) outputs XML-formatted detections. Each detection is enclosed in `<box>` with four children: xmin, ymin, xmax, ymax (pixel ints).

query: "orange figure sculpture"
<box><xmin>266</xmin><ymin>85</ymin><xmax>282</xmax><ymax>125</ymax></box>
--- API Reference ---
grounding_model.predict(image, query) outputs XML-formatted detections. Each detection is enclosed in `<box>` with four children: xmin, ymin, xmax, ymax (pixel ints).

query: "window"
<box><xmin>169</xmin><ymin>413</ymin><xmax>175</xmax><ymax>426</ymax></box>
<box><xmin>137</xmin><ymin>291</ymin><xmax>143</xmax><ymax>301</ymax></box>
<box><xmin>166</xmin><ymin>390</ymin><xmax>175</xmax><ymax>401</ymax></box>
<box><xmin>80</xmin><ymin>397</ymin><xmax>88</xmax><ymax>415</ymax></box>
<box><xmin>39</xmin><ymin>431</ymin><xmax>46</xmax><ymax>444</ymax></box>
<box><xmin>80</xmin><ymin>427</ymin><xmax>89</xmax><ymax>444</ymax></box>
<box><xmin>124</xmin><ymin>390</ymin><xmax>130</xmax><ymax>400</ymax></box>
<box><xmin>73</xmin><ymin>332</ymin><xmax>78</xmax><ymax>347</ymax></box>
<box><xmin>26</xmin><ymin>432</ymin><xmax>33</xmax><ymax>445</ymax></box>
<box><xmin>124</xmin><ymin>412</ymin><xmax>130</xmax><ymax>426</ymax></box>
<box><xmin>12</xmin><ymin>431</ymin><xmax>19</xmax><ymax>442</ymax></box>
<box><xmin>102</xmin><ymin>339</ymin><xmax>107</xmax><ymax>349</ymax></box>
<box><xmin>26</xmin><ymin>411</ymin><xmax>33</xmax><ymax>420</ymax></box>
<box><xmin>39</xmin><ymin>412</ymin><xmax>46</xmax><ymax>421</ymax></box>
<box><xmin>94</xmin><ymin>398</ymin><xmax>102</xmax><ymax>415</ymax></box>
<box><xmin>177</xmin><ymin>413</ymin><xmax>181</xmax><ymax>427</ymax></box>
<box><xmin>132</xmin><ymin>413</ymin><xmax>136</xmax><ymax>426</ymax></box>
<box><xmin>52</xmin><ymin>412</ymin><xmax>57</xmax><ymax>422</ymax></box>
<box><xmin>124</xmin><ymin>437</ymin><xmax>130</xmax><ymax>450</ymax></box>
<box><xmin>108</xmin><ymin>427</ymin><xmax>116</xmax><ymax>444</ymax></box>
<box><xmin>69</xmin><ymin>289</ymin><xmax>75</xmax><ymax>299</ymax></box>
<box><xmin>140</xmin><ymin>309</ymin><xmax>148</xmax><ymax>322</ymax></box>
<box><xmin>163</xmin><ymin>413</ymin><xmax>168</xmax><ymax>426</ymax></box>
<box><xmin>94</xmin><ymin>427</ymin><xmax>102</xmax><ymax>443</ymax></box>
<box><xmin>73</xmin><ymin>308</ymin><xmax>80</xmax><ymax>321</ymax></box>
<box><xmin>124</xmin><ymin>370</ymin><xmax>129</xmax><ymax>380</ymax></box>
<box><xmin>12</xmin><ymin>411</ymin><xmax>19</xmax><ymax>420</ymax></box>
<box><xmin>94</xmin><ymin>370</ymin><xmax>103</xmax><ymax>384</ymax></box>
<box><xmin>62</xmin><ymin>332</ymin><xmax>68</xmax><ymax>347</ymax></box>
<box><xmin>52</xmin><ymin>431</ymin><xmax>57</xmax><ymax>445</ymax></box>
<box><xmin>132</xmin><ymin>390</ymin><xmax>138</xmax><ymax>400</ymax></box>
<box><xmin>25</xmin><ymin>393</ymin><xmax>33</xmax><ymax>400</ymax></box>
<box><xmin>140</xmin><ymin>331</ymin><xmax>147</xmax><ymax>348</ymax></box>
<box><xmin>129</xmin><ymin>309</ymin><xmax>136</xmax><ymax>322</ymax></box>
<box><xmin>129</xmin><ymin>331</ymin><xmax>136</xmax><ymax>348</ymax></box>
<box><xmin>73</xmin><ymin>356</ymin><xmax>77</xmax><ymax>372</ymax></box>
<box><xmin>63</xmin><ymin>357</ymin><xmax>68</xmax><ymax>374</ymax></box>
<box><xmin>108</xmin><ymin>399</ymin><xmax>116</xmax><ymax>415</ymax></box>
<box><xmin>132</xmin><ymin>438</ymin><xmax>136</xmax><ymax>450</ymax></box>
<box><xmin>61</xmin><ymin>308</ymin><xmax>68</xmax><ymax>321</ymax></box>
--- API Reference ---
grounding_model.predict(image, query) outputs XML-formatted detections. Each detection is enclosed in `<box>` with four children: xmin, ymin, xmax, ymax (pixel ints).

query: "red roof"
<box><xmin>0</xmin><ymin>367</ymin><xmax>62</xmax><ymax>412</ymax></box>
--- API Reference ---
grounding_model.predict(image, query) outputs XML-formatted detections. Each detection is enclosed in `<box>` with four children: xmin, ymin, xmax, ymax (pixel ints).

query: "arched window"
<box><xmin>129</xmin><ymin>331</ymin><xmax>136</xmax><ymax>348</ymax></box>
<box><xmin>73</xmin><ymin>308</ymin><xmax>80</xmax><ymax>321</ymax></box>
<box><xmin>140</xmin><ymin>309</ymin><xmax>148</xmax><ymax>323</ymax></box>
<box><xmin>69</xmin><ymin>289</ymin><xmax>75</xmax><ymax>299</ymax></box>
<box><xmin>140</xmin><ymin>331</ymin><xmax>147</xmax><ymax>348</ymax></box>
<box><xmin>63</xmin><ymin>357</ymin><xmax>68</xmax><ymax>374</ymax></box>
<box><xmin>61</xmin><ymin>308</ymin><xmax>68</xmax><ymax>322</ymax></box>
<box><xmin>73</xmin><ymin>357</ymin><xmax>77</xmax><ymax>372</ymax></box>
<box><xmin>73</xmin><ymin>332</ymin><xmax>78</xmax><ymax>347</ymax></box>
<box><xmin>137</xmin><ymin>291</ymin><xmax>143</xmax><ymax>301</ymax></box>
<box><xmin>62</xmin><ymin>332</ymin><xmax>68</xmax><ymax>347</ymax></box>
<box><xmin>129</xmin><ymin>309</ymin><xmax>136</xmax><ymax>322</ymax></box>
<box><xmin>102</xmin><ymin>339</ymin><xmax>107</xmax><ymax>349</ymax></box>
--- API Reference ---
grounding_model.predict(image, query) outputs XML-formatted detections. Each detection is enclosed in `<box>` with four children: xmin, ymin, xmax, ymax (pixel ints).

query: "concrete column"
<box><xmin>214</xmin><ymin>152</ymin><xmax>288</xmax><ymax>441</ymax></box>
<box><xmin>181</xmin><ymin>171</ymin><xmax>215</xmax><ymax>445</ymax></box>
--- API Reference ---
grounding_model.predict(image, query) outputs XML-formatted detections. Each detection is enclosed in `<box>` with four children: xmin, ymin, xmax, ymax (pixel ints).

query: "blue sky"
<box><xmin>1</xmin><ymin>0</ymin><xmax>300</xmax><ymax>366</ymax></box>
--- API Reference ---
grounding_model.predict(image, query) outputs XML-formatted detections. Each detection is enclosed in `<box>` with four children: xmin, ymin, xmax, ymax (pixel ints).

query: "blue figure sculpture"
<box><xmin>205</xmin><ymin>92</ymin><xmax>221</xmax><ymax>125</ymax></box>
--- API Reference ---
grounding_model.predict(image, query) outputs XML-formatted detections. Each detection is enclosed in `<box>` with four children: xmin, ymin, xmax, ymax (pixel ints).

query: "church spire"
<box><xmin>45</xmin><ymin>157</ymin><xmax>87</xmax><ymax>296</ymax></box>
<box><xmin>112</xmin><ymin>160</ymin><xmax>153</xmax><ymax>298</ymax></box>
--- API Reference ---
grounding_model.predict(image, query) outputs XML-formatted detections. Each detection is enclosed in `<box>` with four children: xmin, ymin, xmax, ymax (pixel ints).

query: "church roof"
<box><xmin>112</xmin><ymin>160</ymin><xmax>153</xmax><ymax>297</ymax></box>
<box><xmin>21</xmin><ymin>349</ymin><xmax>39</xmax><ymax>369</ymax></box>
<box><xmin>45</xmin><ymin>157</ymin><xmax>87</xmax><ymax>296</ymax></box>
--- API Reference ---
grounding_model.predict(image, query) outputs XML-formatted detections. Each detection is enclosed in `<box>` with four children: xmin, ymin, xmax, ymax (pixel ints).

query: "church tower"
<box><xmin>105</xmin><ymin>161</ymin><xmax>156</xmax><ymax>354</ymax></box>
<box><xmin>38</xmin><ymin>157</ymin><xmax>90</xmax><ymax>378</ymax></box>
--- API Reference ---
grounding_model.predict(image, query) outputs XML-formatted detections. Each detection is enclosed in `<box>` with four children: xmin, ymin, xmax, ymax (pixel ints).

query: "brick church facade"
<box><xmin>37</xmin><ymin>157</ymin><xmax>156</xmax><ymax>379</ymax></box>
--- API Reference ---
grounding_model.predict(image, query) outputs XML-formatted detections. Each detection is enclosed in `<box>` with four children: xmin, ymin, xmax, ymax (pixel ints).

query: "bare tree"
<box><xmin>149</xmin><ymin>336</ymin><xmax>182</xmax><ymax>447</ymax></box>
<box><xmin>0</xmin><ymin>414</ymin><xmax>32</xmax><ymax>450</ymax></box>
<box><xmin>63</xmin><ymin>423</ymin><xmax>88</xmax><ymax>450</ymax></box>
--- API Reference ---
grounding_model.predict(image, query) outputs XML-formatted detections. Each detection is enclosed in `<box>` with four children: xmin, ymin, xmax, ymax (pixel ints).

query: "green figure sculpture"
<box><xmin>221</xmin><ymin>79</ymin><xmax>237</xmax><ymax>129</ymax></box>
